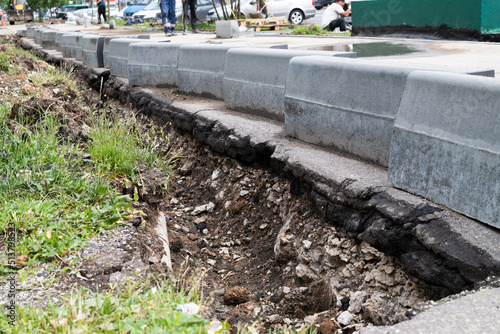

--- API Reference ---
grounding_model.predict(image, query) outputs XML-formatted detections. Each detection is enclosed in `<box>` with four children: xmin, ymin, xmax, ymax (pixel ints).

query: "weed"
<box><xmin>89</xmin><ymin>111</ymin><xmax>174</xmax><ymax>178</ymax></box>
<box><xmin>0</xmin><ymin>46</ymin><xmax>39</xmax><ymax>75</ymax></box>
<box><xmin>88</xmin><ymin>111</ymin><xmax>143</xmax><ymax>177</ymax></box>
<box><xmin>30</xmin><ymin>66</ymin><xmax>81</xmax><ymax>99</ymax></box>
<box><xmin>0</xmin><ymin>52</ymin><xmax>11</xmax><ymax>73</ymax></box>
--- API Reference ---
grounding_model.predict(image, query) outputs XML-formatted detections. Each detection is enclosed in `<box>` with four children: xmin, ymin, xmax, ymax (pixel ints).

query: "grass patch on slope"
<box><xmin>0</xmin><ymin>45</ymin><xmax>172</xmax><ymax>269</ymax></box>
<box><xmin>0</xmin><ymin>277</ymin><xmax>220</xmax><ymax>333</ymax></box>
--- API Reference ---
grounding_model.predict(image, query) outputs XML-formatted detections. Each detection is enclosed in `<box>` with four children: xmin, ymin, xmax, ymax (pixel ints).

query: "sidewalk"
<box><xmin>3</xmin><ymin>22</ymin><xmax>500</xmax><ymax>76</ymax></box>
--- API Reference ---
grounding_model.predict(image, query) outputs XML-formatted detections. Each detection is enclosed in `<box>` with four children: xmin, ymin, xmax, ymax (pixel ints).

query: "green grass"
<box><xmin>88</xmin><ymin>112</ymin><xmax>173</xmax><ymax>178</ymax></box>
<box><xmin>30</xmin><ymin>66</ymin><xmax>80</xmax><ymax>99</ymax></box>
<box><xmin>0</xmin><ymin>44</ymin><xmax>171</xmax><ymax>267</ymax></box>
<box><xmin>0</xmin><ymin>278</ymin><xmax>225</xmax><ymax>333</ymax></box>
<box><xmin>0</xmin><ymin>109</ymin><xmax>131</xmax><ymax>264</ymax></box>
<box><xmin>291</xmin><ymin>24</ymin><xmax>351</xmax><ymax>36</ymax></box>
<box><xmin>174</xmin><ymin>21</ymin><xmax>216</xmax><ymax>31</ymax></box>
<box><xmin>0</xmin><ymin>47</ymin><xmax>40</xmax><ymax>75</ymax></box>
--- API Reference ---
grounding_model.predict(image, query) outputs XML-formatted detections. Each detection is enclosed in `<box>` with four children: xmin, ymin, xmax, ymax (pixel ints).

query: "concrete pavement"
<box><xmin>361</xmin><ymin>287</ymin><xmax>500</xmax><ymax>334</ymax></box>
<box><xmin>3</xmin><ymin>22</ymin><xmax>500</xmax><ymax>77</ymax></box>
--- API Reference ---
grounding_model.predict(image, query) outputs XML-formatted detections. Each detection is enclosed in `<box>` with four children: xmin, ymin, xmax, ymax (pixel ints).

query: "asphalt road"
<box><xmin>302</xmin><ymin>7</ymin><xmax>324</xmax><ymax>25</ymax></box>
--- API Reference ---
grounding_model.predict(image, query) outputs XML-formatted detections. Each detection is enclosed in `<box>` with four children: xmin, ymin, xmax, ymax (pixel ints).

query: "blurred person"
<box><xmin>321</xmin><ymin>0</ymin><xmax>351</xmax><ymax>32</ymax></box>
<box><xmin>160</xmin><ymin>0</ymin><xmax>176</xmax><ymax>36</ymax></box>
<box><xmin>96</xmin><ymin>0</ymin><xmax>107</xmax><ymax>23</ymax></box>
<box><xmin>182</xmin><ymin>0</ymin><xmax>199</xmax><ymax>34</ymax></box>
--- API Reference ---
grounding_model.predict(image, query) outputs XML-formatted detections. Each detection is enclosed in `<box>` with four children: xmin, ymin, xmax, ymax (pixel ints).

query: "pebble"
<box><xmin>337</xmin><ymin>311</ymin><xmax>354</xmax><ymax>326</ymax></box>
<box><xmin>192</xmin><ymin>202</ymin><xmax>215</xmax><ymax>215</ymax></box>
<box><xmin>348</xmin><ymin>291</ymin><xmax>367</xmax><ymax>314</ymax></box>
<box><xmin>331</xmin><ymin>238</ymin><xmax>341</xmax><ymax>247</ymax></box>
<box><xmin>268</xmin><ymin>314</ymin><xmax>282</xmax><ymax>324</ymax></box>
<box><xmin>148</xmin><ymin>256</ymin><xmax>159</xmax><ymax>264</ymax></box>
<box><xmin>194</xmin><ymin>217</ymin><xmax>206</xmax><ymax>224</ymax></box>
<box><xmin>304</xmin><ymin>315</ymin><xmax>316</xmax><ymax>324</ymax></box>
<box><xmin>302</xmin><ymin>240</ymin><xmax>312</xmax><ymax>250</ymax></box>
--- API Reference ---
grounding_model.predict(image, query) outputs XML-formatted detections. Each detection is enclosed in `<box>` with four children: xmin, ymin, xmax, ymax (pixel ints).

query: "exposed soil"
<box><xmin>0</xmin><ymin>34</ymin><xmax>439</xmax><ymax>333</ymax></box>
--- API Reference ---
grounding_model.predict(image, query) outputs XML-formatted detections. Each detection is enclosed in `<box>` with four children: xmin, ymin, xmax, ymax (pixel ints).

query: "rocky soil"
<box><xmin>0</xmin><ymin>34</ymin><xmax>441</xmax><ymax>333</ymax></box>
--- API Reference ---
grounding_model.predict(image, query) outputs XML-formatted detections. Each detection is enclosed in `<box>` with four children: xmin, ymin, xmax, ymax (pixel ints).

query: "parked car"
<box><xmin>240</xmin><ymin>0</ymin><xmax>316</xmax><ymax>24</ymax></box>
<box><xmin>109</xmin><ymin>4</ymin><xmax>123</xmax><ymax>19</ymax></box>
<box><xmin>56</xmin><ymin>4</ymin><xmax>90</xmax><ymax>20</ymax></box>
<box><xmin>72</xmin><ymin>7</ymin><xmax>97</xmax><ymax>19</ymax></box>
<box><xmin>151</xmin><ymin>0</ymin><xmax>214</xmax><ymax>24</ymax></box>
<box><xmin>72</xmin><ymin>5</ymin><xmax>121</xmax><ymax>21</ymax></box>
<box><xmin>132</xmin><ymin>0</ymin><xmax>160</xmax><ymax>22</ymax></box>
<box><xmin>176</xmin><ymin>0</ymin><xmax>214</xmax><ymax>22</ymax></box>
<box><xmin>229</xmin><ymin>0</ymin><xmax>315</xmax><ymax>24</ymax></box>
<box><xmin>122</xmin><ymin>0</ymin><xmax>151</xmax><ymax>20</ymax></box>
<box><xmin>313</xmin><ymin>0</ymin><xmax>333</xmax><ymax>10</ymax></box>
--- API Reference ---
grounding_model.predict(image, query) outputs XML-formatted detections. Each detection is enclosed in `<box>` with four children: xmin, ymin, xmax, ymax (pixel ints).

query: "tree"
<box><xmin>28</xmin><ymin>0</ymin><xmax>68</xmax><ymax>12</ymax></box>
<box><xmin>0</xmin><ymin>0</ymin><xmax>10</xmax><ymax>10</ymax></box>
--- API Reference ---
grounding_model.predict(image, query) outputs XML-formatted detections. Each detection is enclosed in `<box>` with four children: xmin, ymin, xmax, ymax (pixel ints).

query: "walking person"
<box><xmin>321</xmin><ymin>0</ymin><xmax>351</xmax><ymax>32</ymax></box>
<box><xmin>182</xmin><ymin>0</ymin><xmax>200</xmax><ymax>34</ymax></box>
<box><xmin>96</xmin><ymin>0</ymin><xmax>107</xmax><ymax>24</ymax></box>
<box><xmin>160</xmin><ymin>0</ymin><xmax>176</xmax><ymax>36</ymax></box>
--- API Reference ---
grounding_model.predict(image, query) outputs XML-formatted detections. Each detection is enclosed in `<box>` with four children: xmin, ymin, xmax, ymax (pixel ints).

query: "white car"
<box><xmin>109</xmin><ymin>5</ymin><xmax>123</xmax><ymax>19</ymax></box>
<box><xmin>241</xmin><ymin>0</ymin><xmax>316</xmax><ymax>24</ymax></box>
<box><xmin>72</xmin><ymin>7</ymin><xmax>97</xmax><ymax>19</ymax></box>
<box><xmin>73</xmin><ymin>6</ymin><xmax>122</xmax><ymax>20</ymax></box>
<box><xmin>132</xmin><ymin>1</ymin><xmax>161</xmax><ymax>22</ymax></box>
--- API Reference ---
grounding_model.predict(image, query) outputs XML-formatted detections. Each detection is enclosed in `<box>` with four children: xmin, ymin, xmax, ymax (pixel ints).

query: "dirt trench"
<box><xmin>4</xmin><ymin>34</ymin><xmax>442</xmax><ymax>333</ymax></box>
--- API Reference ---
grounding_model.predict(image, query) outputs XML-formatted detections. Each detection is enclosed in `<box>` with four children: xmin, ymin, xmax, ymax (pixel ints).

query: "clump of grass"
<box><xmin>291</xmin><ymin>24</ymin><xmax>323</xmax><ymax>35</ymax></box>
<box><xmin>0</xmin><ymin>100</ymin><xmax>12</xmax><ymax>119</ymax></box>
<box><xmin>89</xmin><ymin>112</ymin><xmax>172</xmax><ymax>178</ymax></box>
<box><xmin>291</xmin><ymin>24</ymin><xmax>350</xmax><ymax>36</ymax></box>
<box><xmin>0</xmin><ymin>278</ymin><xmax>225</xmax><ymax>333</ymax></box>
<box><xmin>0</xmin><ymin>46</ymin><xmax>40</xmax><ymax>75</ymax></box>
<box><xmin>174</xmin><ymin>21</ymin><xmax>216</xmax><ymax>31</ymax></box>
<box><xmin>0</xmin><ymin>52</ymin><xmax>11</xmax><ymax>73</ymax></box>
<box><xmin>89</xmin><ymin>111</ymin><xmax>144</xmax><ymax>177</ymax></box>
<box><xmin>31</xmin><ymin>66</ymin><xmax>81</xmax><ymax>99</ymax></box>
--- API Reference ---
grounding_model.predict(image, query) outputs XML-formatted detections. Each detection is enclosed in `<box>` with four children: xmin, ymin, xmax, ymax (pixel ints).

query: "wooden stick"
<box><xmin>155</xmin><ymin>212</ymin><xmax>172</xmax><ymax>270</ymax></box>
